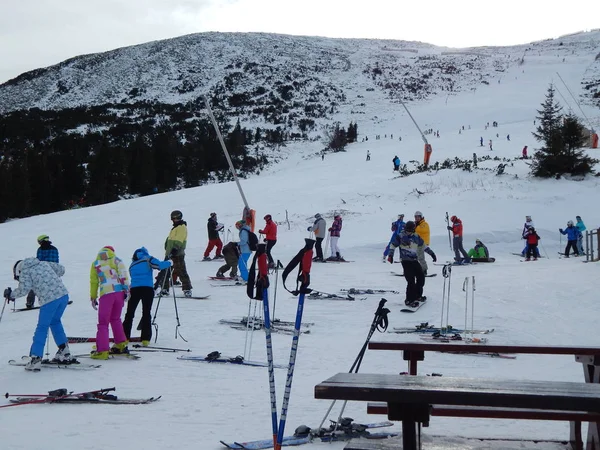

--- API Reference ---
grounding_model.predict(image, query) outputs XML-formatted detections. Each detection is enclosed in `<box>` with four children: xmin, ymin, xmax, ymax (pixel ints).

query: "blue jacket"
<box><xmin>392</xmin><ymin>219</ymin><xmax>405</xmax><ymax>238</ymax></box>
<box><xmin>560</xmin><ymin>225</ymin><xmax>579</xmax><ymax>241</ymax></box>
<box><xmin>239</xmin><ymin>225</ymin><xmax>251</xmax><ymax>254</ymax></box>
<box><xmin>129</xmin><ymin>247</ymin><xmax>172</xmax><ymax>288</ymax></box>
<box><xmin>37</xmin><ymin>243</ymin><xmax>59</xmax><ymax>263</ymax></box>
<box><xmin>390</xmin><ymin>231</ymin><xmax>435</xmax><ymax>262</ymax></box>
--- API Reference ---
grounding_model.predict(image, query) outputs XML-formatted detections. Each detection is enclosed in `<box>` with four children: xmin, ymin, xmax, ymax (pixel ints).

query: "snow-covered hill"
<box><xmin>1</xmin><ymin>30</ymin><xmax>599</xmax><ymax>134</ymax></box>
<box><xmin>1</xmin><ymin>30</ymin><xmax>600</xmax><ymax>450</ymax></box>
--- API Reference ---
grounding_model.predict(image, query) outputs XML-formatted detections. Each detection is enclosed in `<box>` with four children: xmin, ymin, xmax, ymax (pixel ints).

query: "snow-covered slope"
<box><xmin>0</xmin><ymin>31</ymin><xmax>600</xmax><ymax>450</ymax></box>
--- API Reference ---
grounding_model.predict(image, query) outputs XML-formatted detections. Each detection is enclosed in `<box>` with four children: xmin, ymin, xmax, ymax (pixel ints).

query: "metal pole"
<box><xmin>203</xmin><ymin>95</ymin><xmax>250</xmax><ymax>208</ymax></box>
<box><xmin>398</xmin><ymin>96</ymin><xmax>428</xmax><ymax>145</ymax></box>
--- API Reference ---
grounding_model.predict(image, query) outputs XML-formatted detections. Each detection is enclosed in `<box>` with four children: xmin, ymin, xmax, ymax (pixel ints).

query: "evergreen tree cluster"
<box><xmin>0</xmin><ymin>101</ymin><xmax>273</xmax><ymax>222</ymax></box>
<box><xmin>326</xmin><ymin>122</ymin><xmax>358</xmax><ymax>152</ymax></box>
<box><xmin>530</xmin><ymin>85</ymin><xmax>598</xmax><ymax>178</ymax></box>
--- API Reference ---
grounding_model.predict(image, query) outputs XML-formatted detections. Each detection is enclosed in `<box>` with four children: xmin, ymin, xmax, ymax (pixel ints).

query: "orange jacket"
<box><xmin>451</xmin><ymin>219</ymin><xmax>463</xmax><ymax>237</ymax></box>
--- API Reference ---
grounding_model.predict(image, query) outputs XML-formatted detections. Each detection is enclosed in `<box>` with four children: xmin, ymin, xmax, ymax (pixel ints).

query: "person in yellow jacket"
<box><xmin>89</xmin><ymin>246</ymin><xmax>129</xmax><ymax>359</ymax></box>
<box><xmin>155</xmin><ymin>210</ymin><xmax>193</xmax><ymax>297</ymax></box>
<box><xmin>414</xmin><ymin>211</ymin><xmax>432</xmax><ymax>275</ymax></box>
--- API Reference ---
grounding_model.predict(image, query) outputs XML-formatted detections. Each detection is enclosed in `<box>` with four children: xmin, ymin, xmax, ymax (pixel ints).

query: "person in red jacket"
<box><xmin>259</xmin><ymin>214</ymin><xmax>278</xmax><ymax>269</ymax></box>
<box><xmin>525</xmin><ymin>227</ymin><xmax>540</xmax><ymax>261</ymax></box>
<box><xmin>448</xmin><ymin>215</ymin><xmax>470</xmax><ymax>263</ymax></box>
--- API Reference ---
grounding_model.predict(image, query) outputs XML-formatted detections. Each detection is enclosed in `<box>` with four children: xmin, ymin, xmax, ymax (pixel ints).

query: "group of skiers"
<box><xmin>521</xmin><ymin>215</ymin><xmax>587</xmax><ymax>259</ymax></box>
<box><xmin>307</xmin><ymin>213</ymin><xmax>345</xmax><ymax>262</ymax></box>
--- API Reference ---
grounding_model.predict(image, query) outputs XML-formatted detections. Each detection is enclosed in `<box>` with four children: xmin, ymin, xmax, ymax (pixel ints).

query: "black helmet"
<box><xmin>171</xmin><ymin>210</ymin><xmax>183</xmax><ymax>220</ymax></box>
<box><xmin>405</xmin><ymin>221</ymin><xmax>416</xmax><ymax>232</ymax></box>
<box><xmin>13</xmin><ymin>260</ymin><xmax>23</xmax><ymax>281</ymax></box>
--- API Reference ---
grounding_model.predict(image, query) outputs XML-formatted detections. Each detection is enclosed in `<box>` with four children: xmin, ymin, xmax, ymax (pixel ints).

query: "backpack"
<box><xmin>247</xmin><ymin>231</ymin><xmax>259</xmax><ymax>251</ymax></box>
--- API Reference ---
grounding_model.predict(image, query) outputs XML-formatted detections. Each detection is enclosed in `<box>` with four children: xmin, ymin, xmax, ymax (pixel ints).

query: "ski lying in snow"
<box><xmin>211</xmin><ymin>283</ymin><xmax>246</xmax><ymax>287</ymax></box>
<box><xmin>12</xmin><ymin>300</ymin><xmax>73</xmax><ymax>312</ymax></box>
<box><xmin>75</xmin><ymin>353</ymin><xmax>141</xmax><ymax>360</ymax></box>
<box><xmin>391</xmin><ymin>271</ymin><xmax>437</xmax><ymax>277</ymax></box>
<box><xmin>9</xmin><ymin>357</ymin><xmax>101</xmax><ymax>370</ymax></box>
<box><xmin>208</xmin><ymin>276</ymin><xmax>237</xmax><ymax>281</ymax></box>
<box><xmin>227</xmin><ymin>324</ymin><xmax>311</xmax><ymax>336</ymax></box>
<box><xmin>341</xmin><ymin>288</ymin><xmax>400</xmax><ymax>295</ymax></box>
<box><xmin>400</xmin><ymin>297</ymin><xmax>427</xmax><ymax>312</ymax></box>
<box><xmin>420</xmin><ymin>334</ymin><xmax>489</xmax><ymax>344</ymax></box>
<box><xmin>433</xmin><ymin>262</ymin><xmax>476</xmax><ymax>266</ymax></box>
<box><xmin>220</xmin><ymin>420</ymin><xmax>395</xmax><ymax>449</ymax></box>
<box><xmin>511</xmin><ymin>253</ymin><xmax>544</xmax><ymax>258</ymax></box>
<box><xmin>154</xmin><ymin>295</ymin><xmax>210</xmax><ymax>299</ymax></box>
<box><xmin>307</xmin><ymin>291</ymin><xmax>365</xmax><ymax>301</ymax></box>
<box><xmin>68</xmin><ymin>337</ymin><xmax>142</xmax><ymax>344</ymax></box>
<box><xmin>9</xmin><ymin>395</ymin><xmax>160</xmax><ymax>405</ymax></box>
<box><xmin>391</xmin><ymin>324</ymin><xmax>494</xmax><ymax>334</ymax></box>
<box><xmin>324</xmin><ymin>259</ymin><xmax>354</xmax><ymax>263</ymax></box>
<box><xmin>178</xmin><ymin>352</ymin><xmax>286</xmax><ymax>369</ymax></box>
<box><xmin>219</xmin><ymin>317</ymin><xmax>314</xmax><ymax>328</ymax></box>
<box><xmin>443</xmin><ymin>351</ymin><xmax>517</xmax><ymax>359</ymax></box>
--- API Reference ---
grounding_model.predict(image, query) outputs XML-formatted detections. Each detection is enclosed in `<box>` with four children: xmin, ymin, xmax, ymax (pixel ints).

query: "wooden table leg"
<box><xmin>402</xmin><ymin>420</ymin><xmax>417</xmax><ymax>450</ymax></box>
<box><xmin>403</xmin><ymin>350</ymin><xmax>424</xmax><ymax>376</ymax></box>
<box><xmin>575</xmin><ymin>355</ymin><xmax>600</xmax><ymax>450</ymax></box>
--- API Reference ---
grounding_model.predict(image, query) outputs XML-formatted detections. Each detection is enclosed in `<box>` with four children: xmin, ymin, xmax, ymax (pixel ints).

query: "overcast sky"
<box><xmin>1</xmin><ymin>0</ymin><xmax>597</xmax><ymax>84</ymax></box>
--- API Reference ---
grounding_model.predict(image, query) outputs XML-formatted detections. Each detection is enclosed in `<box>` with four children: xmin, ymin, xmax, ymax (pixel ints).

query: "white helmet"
<box><xmin>414</xmin><ymin>211</ymin><xmax>423</xmax><ymax>218</ymax></box>
<box><xmin>13</xmin><ymin>260</ymin><xmax>23</xmax><ymax>281</ymax></box>
<box><xmin>567</xmin><ymin>220</ymin><xmax>574</xmax><ymax>226</ymax></box>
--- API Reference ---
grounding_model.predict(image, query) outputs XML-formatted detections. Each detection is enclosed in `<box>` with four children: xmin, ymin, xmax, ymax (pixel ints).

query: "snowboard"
<box><xmin>511</xmin><ymin>252</ymin><xmax>544</xmax><ymax>258</ymax></box>
<box><xmin>400</xmin><ymin>297</ymin><xmax>427</xmax><ymax>313</ymax></box>
<box><xmin>12</xmin><ymin>300</ymin><xmax>73</xmax><ymax>312</ymax></box>
<box><xmin>154</xmin><ymin>294</ymin><xmax>210</xmax><ymax>300</ymax></box>
<box><xmin>392</xmin><ymin>271</ymin><xmax>437</xmax><ymax>278</ymax></box>
<box><xmin>470</xmin><ymin>257</ymin><xmax>495</xmax><ymax>263</ymax></box>
<box><xmin>208</xmin><ymin>276</ymin><xmax>236</xmax><ymax>281</ymax></box>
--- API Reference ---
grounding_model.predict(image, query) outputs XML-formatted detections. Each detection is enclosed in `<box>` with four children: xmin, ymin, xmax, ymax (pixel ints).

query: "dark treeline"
<box><xmin>0</xmin><ymin>99</ymin><xmax>291</xmax><ymax>222</ymax></box>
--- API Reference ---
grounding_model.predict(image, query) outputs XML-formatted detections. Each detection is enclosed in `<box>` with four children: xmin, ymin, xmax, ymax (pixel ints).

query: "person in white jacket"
<box><xmin>308</xmin><ymin>213</ymin><xmax>327</xmax><ymax>262</ymax></box>
<box><xmin>4</xmin><ymin>258</ymin><xmax>73</xmax><ymax>371</ymax></box>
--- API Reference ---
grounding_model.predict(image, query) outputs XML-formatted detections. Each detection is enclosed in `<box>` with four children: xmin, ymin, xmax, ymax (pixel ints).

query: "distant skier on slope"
<box><xmin>387</xmin><ymin>221</ymin><xmax>437</xmax><ymax>307</ymax></box>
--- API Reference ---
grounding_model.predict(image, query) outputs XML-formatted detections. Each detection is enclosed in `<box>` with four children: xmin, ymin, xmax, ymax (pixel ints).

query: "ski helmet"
<box><xmin>294</xmin><ymin>425</ymin><xmax>311</xmax><ymax>437</ymax></box>
<box><xmin>37</xmin><ymin>234</ymin><xmax>50</xmax><ymax>244</ymax></box>
<box><xmin>398</xmin><ymin>214</ymin><xmax>404</xmax><ymax>219</ymax></box>
<box><xmin>567</xmin><ymin>220</ymin><xmax>574</xmax><ymax>226</ymax></box>
<box><xmin>210</xmin><ymin>212</ymin><xmax>217</xmax><ymax>218</ymax></box>
<box><xmin>414</xmin><ymin>210</ymin><xmax>423</xmax><ymax>218</ymax></box>
<box><xmin>405</xmin><ymin>221</ymin><xmax>416</xmax><ymax>232</ymax></box>
<box><xmin>576</xmin><ymin>215</ymin><xmax>582</xmax><ymax>220</ymax></box>
<box><xmin>450</xmin><ymin>215</ymin><xmax>458</xmax><ymax>222</ymax></box>
<box><xmin>171</xmin><ymin>210</ymin><xmax>183</xmax><ymax>220</ymax></box>
<box><xmin>525</xmin><ymin>215</ymin><xmax>532</xmax><ymax>221</ymax></box>
<box><xmin>314</xmin><ymin>213</ymin><xmax>321</xmax><ymax>219</ymax></box>
<box><xmin>13</xmin><ymin>260</ymin><xmax>23</xmax><ymax>281</ymax></box>
<box><xmin>264</xmin><ymin>214</ymin><xmax>272</xmax><ymax>221</ymax></box>
<box><xmin>235</xmin><ymin>220</ymin><xmax>244</xmax><ymax>229</ymax></box>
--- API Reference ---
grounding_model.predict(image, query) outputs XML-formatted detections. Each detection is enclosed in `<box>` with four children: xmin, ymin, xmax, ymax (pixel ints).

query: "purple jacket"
<box><xmin>330</xmin><ymin>217</ymin><xmax>343</xmax><ymax>237</ymax></box>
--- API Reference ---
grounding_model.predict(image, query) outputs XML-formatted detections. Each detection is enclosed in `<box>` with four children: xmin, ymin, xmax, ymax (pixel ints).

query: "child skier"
<box><xmin>89</xmin><ymin>246</ymin><xmax>130</xmax><ymax>360</ymax></box>
<box><xmin>559</xmin><ymin>221</ymin><xmax>580</xmax><ymax>257</ymax></box>
<box><xmin>26</xmin><ymin>234</ymin><xmax>60</xmax><ymax>309</ymax></box>
<box><xmin>525</xmin><ymin>228</ymin><xmax>541</xmax><ymax>261</ymax></box>
<box><xmin>123</xmin><ymin>247</ymin><xmax>172</xmax><ymax>346</ymax></box>
<box><xmin>216</xmin><ymin>241</ymin><xmax>242</xmax><ymax>280</ymax></box>
<box><xmin>575</xmin><ymin>215</ymin><xmax>586</xmax><ymax>255</ymax></box>
<box><xmin>4</xmin><ymin>258</ymin><xmax>74</xmax><ymax>370</ymax></box>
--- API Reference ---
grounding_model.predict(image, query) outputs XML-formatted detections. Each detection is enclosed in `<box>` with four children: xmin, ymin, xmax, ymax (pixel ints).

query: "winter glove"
<box><xmin>447</xmin><ymin>226</ymin><xmax>452</xmax><ymax>231</ymax></box>
<box><xmin>559</xmin><ymin>229</ymin><xmax>563</xmax><ymax>233</ymax></box>
<box><xmin>3</xmin><ymin>287</ymin><xmax>12</xmax><ymax>299</ymax></box>
<box><xmin>387</xmin><ymin>255</ymin><xmax>394</xmax><ymax>264</ymax></box>
<box><xmin>432</xmin><ymin>254</ymin><xmax>437</xmax><ymax>262</ymax></box>
<box><xmin>328</xmin><ymin>228</ymin><xmax>332</xmax><ymax>232</ymax></box>
<box><xmin>90</xmin><ymin>298</ymin><xmax>98</xmax><ymax>310</ymax></box>
<box><xmin>259</xmin><ymin>229</ymin><xmax>265</xmax><ymax>234</ymax></box>
<box><xmin>307</xmin><ymin>226</ymin><xmax>312</xmax><ymax>232</ymax></box>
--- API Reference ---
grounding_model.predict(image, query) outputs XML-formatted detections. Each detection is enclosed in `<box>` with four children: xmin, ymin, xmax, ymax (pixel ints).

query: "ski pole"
<box><xmin>462</xmin><ymin>277</ymin><xmax>469</xmax><ymax>340</ymax></box>
<box><xmin>445</xmin><ymin>212</ymin><xmax>452</xmax><ymax>251</ymax></box>
<box><xmin>131</xmin><ymin>344</ymin><xmax>191</xmax><ymax>352</ymax></box>
<box><xmin>0</xmin><ymin>298</ymin><xmax>7</xmax><ymax>327</ymax></box>
<box><xmin>471</xmin><ymin>276</ymin><xmax>476</xmax><ymax>337</ymax></box>
<box><xmin>151</xmin><ymin>265</ymin><xmax>171</xmax><ymax>343</ymax></box>
<box><xmin>326</xmin><ymin>299</ymin><xmax>390</xmax><ymax>435</ymax></box>
<box><xmin>275</xmin><ymin>291</ymin><xmax>307</xmax><ymax>450</ymax></box>
<box><xmin>243</xmin><ymin>297</ymin><xmax>253</xmax><ymax>360</ymax></box>
<box><xmin>262</xmin><ymin>287</ymin><xmax>279</xmax><ymax>448</ymax></box>
<box><xmin>171</xmin><ymin>282</ymin><xmax>187</xmax><ymax>342</ymax></box>
<box><xmin>272</xmin><ymin>260</ymin><xmax>281</xmax><ymax>320</ymax></box>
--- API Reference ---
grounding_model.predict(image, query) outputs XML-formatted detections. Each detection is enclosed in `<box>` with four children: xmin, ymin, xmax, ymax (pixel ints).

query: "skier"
<box><xmin>467</xmin><ymin>239</ymin><xmax>489</xmax><ymax>259</ymax></box>
<box><xmin>216</xmin><ymin>241</ymin><xmax>242</xmax><ymax>280</ymax></box>
<box><xmin>308</xmin><ymin>213</ymin><xmax>327</xmax><ymax>262</ymax></box>
<box><xmin>327</xmin><ymin>214</ymin><xmax>344</xmax><ymax>261</ymax></box>
<box><xmin>258</xmin><ymin>214</ymin><xmax>277</xmax><ymax>269</ymax></box>
<box><xmin>392</xmin><ymin>155</ymin><xmax>400</xmax><ymax>171</ymax></box>
<box><xmin>489</xmin><ymin>140</ymin><xmax>493</xmax><ymax>151</ymax></box>
<box><xmin>575</xmin><ymin>215</ymin><xmax>586</xmax><ymax>255</ymax></box>
<box><xmin>383</xmin><ymin>214</ymin><xmax>405</xmax><ymax>262</ymax></box>
<box><xmin>525</xmin><ymin>227</ymin><xmax>541</xmax><ymax>261</ymax></box>
<box><xmin>480</xmin><ymin>137</ymin><xmax>483</xmax><ymax>147</ymax></box>
<box><xmin>448</xmin><ymin>215</ymin><xmax>470</xmax><ymax>263</ymax></box>
<box><xmin>507</xmin><ymin>134</ymin><xmax>510</xmax><ymax>141</ymax></box>
<box><xmin>202</xmin><ymin>212</ymin><xmax>223</xmax><ymax>261</ymax></box>
<box><xmin>123</xmin><ymin>247</ymin><xmax>172</xmax><ymax>347</ymax></box>
<box><xmin>155</xmin><ymin>210</ymin><xmax>193</xmax><ymax>297</ymax></box>
<box><xmin>387</xmin><ymin>221</ymin><xmax>437</xmax><ymax>306</ymax></box>
<box><xmin>520</xmin><ymin>215</ymin><xmax>539</xmax><ymax>258</ymax></box>
<box><xmin>4</xmin><ymin>258</ymin><xmax>74</xmax><ymax>370</ymax></box>
<box><xmin>89</xmin><ymin>246</ymin><xmax>130</xmax><ymax>360</ymax></box>
<box><xmin>414</xmin><ymin>211</ymin><xmax>432</xmax><ymax>275</ymax></box>
<box><xmin>26</xmin><ymin>234</ymin><xmax>60</xmax><ymax>309</ymax></box>
<box><xmin>559</xmin><ymin>221</ymin><xmax>580</xmax><ymax>257</ymax></box>
<box><xmin>522</xmin><ymin>146</ymin><xmax>528</xmax><ymax>159</ymax></box>
<box><xmin>236</xmin><ymin>220</ymin><xmax>252</xmax><ymax>281</ymax></box>
<box><xmin>366</xmin><ymin>150</ymin><xmax>371</xmax><ymax>161</ymax></box>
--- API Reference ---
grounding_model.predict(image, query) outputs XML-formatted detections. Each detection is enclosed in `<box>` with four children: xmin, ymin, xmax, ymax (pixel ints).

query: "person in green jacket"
<box><xmin>467</xmin><ymin>239</ymin><xmax>489</xmax><ymax>259</ymax></box>
<box><xmin>155</xmin><ymin>210</ymin><xmax>193</xmax><ymax>297</ymax></box>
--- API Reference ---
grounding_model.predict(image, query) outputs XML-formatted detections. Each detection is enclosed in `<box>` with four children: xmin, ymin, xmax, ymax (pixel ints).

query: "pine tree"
<box><xmin>532</xmin><ymin>85</ymin><xmax>562</xmax><ymax>144</ymax></box>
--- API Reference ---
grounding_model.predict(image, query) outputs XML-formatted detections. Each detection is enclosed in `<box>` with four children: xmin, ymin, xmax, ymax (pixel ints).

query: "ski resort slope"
<box><xmin>1</xmin><ymin>39</ymin><xmax>600</xmax><ymax>450</ymax></box>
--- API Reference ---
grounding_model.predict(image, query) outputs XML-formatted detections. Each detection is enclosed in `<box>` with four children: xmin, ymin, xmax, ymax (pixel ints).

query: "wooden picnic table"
<box><xmin>316</xmin><ymin>373</ymin><xmax>600</xmax><ymax>450</ymax></box>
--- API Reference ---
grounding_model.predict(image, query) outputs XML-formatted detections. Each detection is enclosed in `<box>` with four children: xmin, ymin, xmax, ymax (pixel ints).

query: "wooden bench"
<box><xmin>315</xmin><ymin>373</ymin><xmax>600</xmax><ymax>450</ymax></box>
<box><xmin>368</xmin><ymin>340</ymin><xmax>600</xmax><ymax>449</ymax></box>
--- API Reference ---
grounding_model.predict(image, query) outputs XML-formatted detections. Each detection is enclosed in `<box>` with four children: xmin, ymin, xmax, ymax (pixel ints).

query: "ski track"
<box><xmin>1</xmin><ymin>35</ymin><xmax>600</xmax><ymax>450</ymax></box>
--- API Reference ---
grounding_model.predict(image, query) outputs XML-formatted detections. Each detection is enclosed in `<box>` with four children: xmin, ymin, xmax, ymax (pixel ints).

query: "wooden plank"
<box><xmin>369</xmin><ymin>341</ymin><xmax>600</xmax><ymax>356</ymax></box>
<box><xmin>315</xmin><ymin>373</ymin><xmax>600</xmax><ymax>413</ymax></box>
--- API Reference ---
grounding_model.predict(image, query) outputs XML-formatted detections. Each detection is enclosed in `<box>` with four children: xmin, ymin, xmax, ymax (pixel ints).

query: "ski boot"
<box><xmin>202</xmin><ymin>256</ymin><xmax>212</xmax><ymax>261</ymax></box>
<box><xmin>53</xmin><ymin>344</ymin><xmax>76</xmax><ymax>363</ymax></box>
<box><xmin>110</xmin><ymin>341</ymin><xmax>130</xmax><ymax>355</ymax></box>
<box><xmin>183</xmin><ymin>290</ymin><xmax>193</xmax><ymax>298</ymax></box>
<box><xmin>90</xmin><ymin>351</ymin><xmax>109</xmax><ymax>360</ymax></box>
<box><xmin>25</xmin><ymin>356</ymin><xmax>42</xmax><ymax>371</ymax></box>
